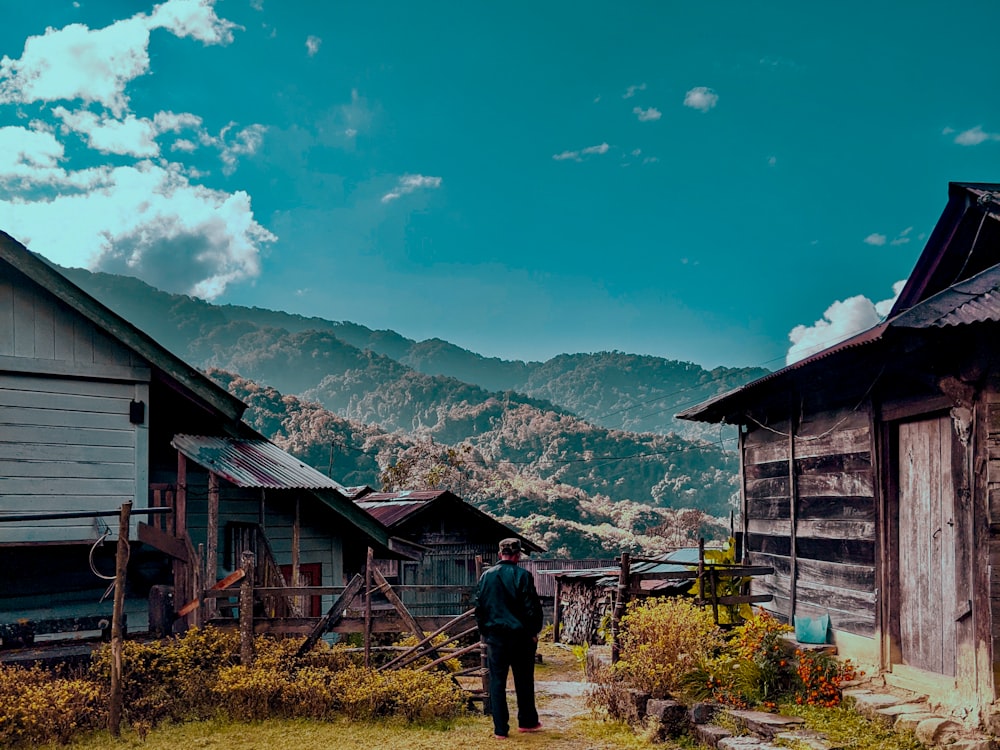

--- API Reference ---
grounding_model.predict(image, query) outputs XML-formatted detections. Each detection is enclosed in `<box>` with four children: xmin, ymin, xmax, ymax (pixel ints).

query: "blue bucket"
<box><xmin>794</xmin><ymin>614</ymin><xmax>830</xmax><ymax>644</ymax></box>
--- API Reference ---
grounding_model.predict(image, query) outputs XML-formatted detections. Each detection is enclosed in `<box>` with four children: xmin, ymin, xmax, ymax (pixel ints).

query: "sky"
<box><xmin>2</xmin><ymin>2</ymin><xmax>1000</xmax><ymax>371</ymax></box>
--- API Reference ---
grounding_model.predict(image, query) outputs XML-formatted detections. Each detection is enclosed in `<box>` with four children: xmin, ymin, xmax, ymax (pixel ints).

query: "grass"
<box><xmin>779</xmin><ymin>702</ymin><xmax>927</xmax><ymax>750</ymax></box>
<box><xmin>34</xmin><ymin>714</ymin><xmax>657</xmax><ymax>750</ymax></box>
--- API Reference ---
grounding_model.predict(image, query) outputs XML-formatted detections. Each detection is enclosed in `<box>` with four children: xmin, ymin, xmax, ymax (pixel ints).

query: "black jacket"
<box><xmin>474</xmin><ymin>560</ymin><xmax>542</xmax><ymax>636</ymax></box>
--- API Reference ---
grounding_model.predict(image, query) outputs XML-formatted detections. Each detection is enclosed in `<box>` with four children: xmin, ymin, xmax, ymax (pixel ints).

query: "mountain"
<box><xmin>60</xmin><ymin>265</ymin><xmax>767</xmax><ymax>440</ymax></box>
<box><xmin>55</xmin><ymin>264</ymin><xmax>768</xmax><ymax>555</ymax></box>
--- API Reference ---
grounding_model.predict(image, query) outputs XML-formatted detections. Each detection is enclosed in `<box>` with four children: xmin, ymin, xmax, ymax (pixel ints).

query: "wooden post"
<box><xmin>108</xmin><ymin>501</ymin><xmax>132</xmax><ymax>737</ymax></box>
<box><xmin>192</xmin><ymin>544</ymin><xmax>204</xmax><ymax>629</ymax></box>
<box><xmin>697</xmin><ymin>539</ymin><xmax>706</xmax><ymax>605</ymax></box>
<box><xmin>206</xmin><ymin>472</ymin><xmax>219</xmax><ymax>620</ymax></box>
<box><xmin>475</xmin><ymin>554</ymin><xmax>489</xmax><ymax>715</ymax></box>
<box><xmin>239</xmin><ymin>550</ymin><xmax>255</xmax><ymax>666</ymax></box>
<box><xmin>292</xmin><ymin>496</ymin><xmax>302</xmax><ymax>616</ymax></box>
<box><xmin>364</xmin><ymin>547</ymin><xmax>373</xmax><ymax>668</ymax></box>
<box><xmin>611</xmin><ymin>552</ymin><xmax>630</xmax><ymax>664</ymax></box>
<box><xmin>787</xmin><ymin>410</ymin><xmax>799</xmax><ymax>623</ymax></box>
<box><xmin>174</xmin><ymin>453</ymin><xmax>188</xmax><ymax>625</ymax></box>
<box><xmin>553</xmin><ymin>576</ymin><xmax>563</xmax><ymax>644</ymax></box>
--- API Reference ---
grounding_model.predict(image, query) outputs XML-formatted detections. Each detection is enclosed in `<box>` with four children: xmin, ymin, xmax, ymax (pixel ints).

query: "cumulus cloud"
<box><xmin>381</xmin><ymin>173</ymin><xmax>442</xmax><ymax>203</ymax></box>
<box><xmin>952</xmin><ymin>125</ymin><xmax>1000</xmax><ymax>146</ymax></box>
<box><xmin>623</xmin><ymin>83</ymin><xmax>646</xmax><ymax>99</ymax></box>
<box><xmin>863</xmin><ymin>233</ymin><xmax>887</xmax><ymax>246</ymax></box>
<box><xmin>0</xmin><ymin>1</ymin><xmax>235</xmax><ymax>117</ymax></box>
<box><xmin>0</xmin><ymin>2</ymin><xmax>273</xmax><ymax>299</ymax></box>
<box><xmin>684</xmin><ymin>86</ymin><xmax>718</xmax><ymax>112</ymax></box>
<box><xmin>582</xmin><ymin>142</ymin><xmax>609</xmax><ymax>155</ymax></box>
<box><xmin>786</xmin><ymin>281</ymin><xmax>905</xmax><ymax>365</ymax></box>
<box><xmin>0</xmin><ymin>161</ymin><xmax>274</xmax><ymax>298</ymax></box>
<box><xmin>306</xmin><ymin>35</ymin><xmax>321</xmax><ymax>56</ymax></box>
<box><xmin>633</xmin><ymin>106</ymin><xmax>661</xmax><ymax>122</ymax></box>
<box><xmin>890</xmin><ymin>226</ymin><xmax>913</xmax><ymax>246</ymax></box>
<box><xmin>552</xmin><ymin>143</ymin><xmax>609</xmax><ymax>161</ymax></box>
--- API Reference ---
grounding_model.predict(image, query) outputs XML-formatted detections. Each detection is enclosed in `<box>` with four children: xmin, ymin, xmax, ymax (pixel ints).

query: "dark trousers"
<box><xmin>484</xmin><ymin>630</ymin><xmax>538</xmax><ymax>736</ymax></box>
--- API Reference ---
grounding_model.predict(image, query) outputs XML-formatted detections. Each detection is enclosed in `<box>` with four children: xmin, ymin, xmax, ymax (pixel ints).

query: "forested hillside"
<box><xmin>217</xmin><ymin>373</ymin><xmax>729</xmax><ymax>558</ymax></box>
<box><xmin>60</xmin><ymin>265</ymin><xmax>767</xmax><ymax>439</ymax></box>
<box><xmin>55</xmin><ymin>263</ymin><xmax>765</xmax><ymax>555</ymax></box>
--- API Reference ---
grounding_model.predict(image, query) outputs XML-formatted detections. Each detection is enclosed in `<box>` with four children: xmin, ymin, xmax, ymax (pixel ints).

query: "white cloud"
<box><xmin>683</xmin><ymin>86</ymin><xmax>718</xmax><ymax>112</ymax></box>
<box><xmin>306</xmin><ymin>35</ymin><xmax>321</xmax><ymax>56</ymax></box>
<box><xmin>863</xmin><ymin>233</ymin><xmax>887</xmax><ymax>246</ymax></box>
<box><xmin>0</xmin><ymin>18</ymin><xmax>152</xmax><ymax>116</ymax></box>
<box><xmin>953</xmin><ymin>125</ymin><xmax>1000</xmax><ymax>146</ymax></box>
<box><xmin>633</xmin><ymin>106</ymin><xmax>661</xmax><ymax>122</ymax></box>
<box><xmin>786</xmin><ymin>281</ymin><xmax>904</xmax><ymax>365</ymax></box>
<box><xmin>0</xmin><ymin>0</ymin><xmax>236</xmax><ymax>117</ymax></box>
<box><xmin>767</xmin><ymin>155</ymin><xmax>777</xmax><ymax>166</ymax></box>
<box><xmin>890</xmin><ymin>226</ymin><xmax>913</xmax><ymax>246</ymax></box>
<box><xmin>147</xmin><ymin>0</ymin><xmax>238</xmax><ymax>45</ymax></box>
<box><xmin>53</xmin><ymin>107</ymin><xmax>160</xmax><ymax>157</ymax></box>
<box><xmin>623</xmin><ymin>83</ymin><xmax>646</xmax><ymax>99</ymax></box>
<box><xmin>381</xmin><ymin>173</ymin><xmax>442</xmax><ymax>203</ymax></box>
<box><xmin>214</xmin><ymin>123</ymin><xmax>267</xmax><ymax>174</ymax></box>
<box><xmin>0</xmin><ymin>161</ymin><xmax>274</xmax><ymax>298</ymax></box>
<box><xmin>582</xmin><ymin>142</ymin><xmax>609</xmax><ymax>155</ymax></box>
<box><xmin>0</xmin><ymin>126</ymin><xmax>66</xmax><ymax>180</ymax></box>
<box><xmin>552</xmin><ymin>150</ymin><xmax>579</xmax><ymax>161</ymax></box>
<box><xmin>345</xmin><ymin>128</ymin><xmax>357</xmax><ymax>138</ymax></box>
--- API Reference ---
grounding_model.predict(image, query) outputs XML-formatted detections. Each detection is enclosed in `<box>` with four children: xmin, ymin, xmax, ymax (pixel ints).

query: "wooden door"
<box><xmin>896</xmin><ymin>416</ymin><xmax>957</xmax><ymax>676</ymax></box>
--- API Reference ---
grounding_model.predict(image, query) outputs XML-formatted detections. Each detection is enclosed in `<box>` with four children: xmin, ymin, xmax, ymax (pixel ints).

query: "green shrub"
<box><xmin>614</xmin><ymin>597</ymin><xmax>723</xmax><ymax>698</ymax></box>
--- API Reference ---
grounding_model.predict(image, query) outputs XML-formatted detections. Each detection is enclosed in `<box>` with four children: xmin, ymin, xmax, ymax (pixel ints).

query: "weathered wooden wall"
<box><xmin>745</xmin><ymin>409</ymin><xmax>877</xmax><ymax>637</ymax></box>
<box><xmin>0</xmin><ymin>271</ymin><xmax>150</xmax><ymax>543</ymax></box>
<box><xmin>985</xmin><ymin>394</ymin><xmax>1000</xmax><ymax>687</ymax></box>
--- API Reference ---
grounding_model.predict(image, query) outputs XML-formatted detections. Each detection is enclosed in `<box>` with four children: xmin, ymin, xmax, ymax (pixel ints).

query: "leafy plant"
<box><xmin>614</xmin><ymin>596</ymin><xmax>723</xmax><ymax>698</ymax></box>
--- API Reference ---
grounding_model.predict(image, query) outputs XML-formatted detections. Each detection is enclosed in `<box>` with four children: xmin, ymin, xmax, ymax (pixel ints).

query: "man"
<box><xmin>474</xmin><ymin>537</ymin><xmax>543</xmax><ymax>740</ymax></box>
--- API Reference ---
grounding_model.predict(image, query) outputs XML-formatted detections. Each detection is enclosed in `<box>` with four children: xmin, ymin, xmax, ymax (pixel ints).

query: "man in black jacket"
<box><xmin>474</xmin><ymin>538</ymin><xmax>543</xmax><ymax>739</ymax></box>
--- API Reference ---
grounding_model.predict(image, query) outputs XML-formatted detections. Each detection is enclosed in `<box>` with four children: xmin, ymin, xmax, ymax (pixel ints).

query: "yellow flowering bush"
<box><xmin>615</xmin><ymin>596</ymin><xmax>723</xmax><ymax>698</ymax></box>
<box><xmin>90</xmin><ymin>626</ymin><xmax>239</xmax><ymax>724</ymax></box>
<box><xmin>328</xmin><ymin>665</ymin><xmax>465</xmax><ymax>722</ymax></box>
<box><xmin>0</xmin><ymin>665</ymin><xmax>102</xmax><ymax>746</ymax></box>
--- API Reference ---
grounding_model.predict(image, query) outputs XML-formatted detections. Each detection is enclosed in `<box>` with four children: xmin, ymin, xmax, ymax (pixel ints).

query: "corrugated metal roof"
<box><xmin>352</xmin><ymin>489</ymin><xmax>544</xmax><ymax>553</ymax></box>
<box><xmin>891</xmin><ymin>262</ymin><xmax>1000</xmax><ymax>329</ymax></box>
<box><xmin>355</xmin><ymin>499</ymin><xmax>426</xmax><ymax>527</ymax></box>
<box><xmin>172</xmin><ymin>434</ymin><xmax>347</xmax><ymax>491</ymax></box>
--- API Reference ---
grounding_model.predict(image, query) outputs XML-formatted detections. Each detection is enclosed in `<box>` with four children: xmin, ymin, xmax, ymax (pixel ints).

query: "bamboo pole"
<box><xmin>553</xmin><ymin>575</ymin><xmax>563</xmax><ymax>644</ymax></box>
<box><xmin>108</xmin><ymin>502</ymin><xmax>132</xmax><ymax>737</ymax></box>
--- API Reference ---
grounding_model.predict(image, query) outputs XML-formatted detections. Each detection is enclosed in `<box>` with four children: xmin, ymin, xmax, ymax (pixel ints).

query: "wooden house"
<box><xmin>353</xmin><ymin>489</ymin><xmax>542</xmax><ymax>615</ymax></box>
<box><xmin>677</xmin><ymin>182</ymin><xmax>1000</xmax><ymax>725</ymax></box>
<box><xmin>0</xmin><ymin>230</ymin><xmax>403</xmax><ymax>648</ymax></box>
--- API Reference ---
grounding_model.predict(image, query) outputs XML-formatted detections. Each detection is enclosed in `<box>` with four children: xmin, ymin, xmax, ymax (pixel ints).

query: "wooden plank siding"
<box><xmin>0</xmin><ymin>374</ymin><xmax>149</xmax><ymax>543</ymax></box>
<box><xmin>744</xmin><ymin>409</ymin><xmax>878</xmax><ymax>636</ymax></box>
<box><xmin>985</xmin><ymin>395</ymin><xmax>1000</xmax><ymax>684</ymax></box>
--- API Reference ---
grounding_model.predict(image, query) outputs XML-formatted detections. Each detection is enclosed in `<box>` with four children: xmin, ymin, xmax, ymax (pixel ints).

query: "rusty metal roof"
<box><xmin>172</xmin><ymin>434</ymin><xmax>347</xmax><ymax>491</ymax></box>
<box><xmin>353</xmin><ymin>489</ymin><xmax>544</xmax><ymax>553</ymax></box>
<box><xmin>355</xmin><ymin>498</ymin><xmax>426</xmax><ymax>527</ymax></box>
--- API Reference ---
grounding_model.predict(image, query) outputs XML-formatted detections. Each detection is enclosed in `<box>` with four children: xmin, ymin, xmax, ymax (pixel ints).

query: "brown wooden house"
<box><xmin>353</xmin><ymin>489</ymin><xmax>542</xmax><ymax>615</ymax></box>
<box><xmin>0</xmin><ymin>230</ymin><xmax>403</xmax><ymax>649</ymax></box>
<box><xmin>678</xmin><ymin>182</ymin><xmax>1000</xmax><ymax>725</ymax></box>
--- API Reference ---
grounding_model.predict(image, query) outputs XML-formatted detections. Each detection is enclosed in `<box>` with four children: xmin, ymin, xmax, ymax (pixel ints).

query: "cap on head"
<box><xmin>499</xmin><ymin>538</ymin><xmax>522</xmax><ymax>556</ymax></box>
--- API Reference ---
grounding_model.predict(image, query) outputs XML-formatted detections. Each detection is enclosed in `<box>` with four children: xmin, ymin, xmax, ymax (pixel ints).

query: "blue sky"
<box><xmin>2</xmin><ymin>1</ymin><xmax>1000</xmax><ymax>370</ymax></box>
